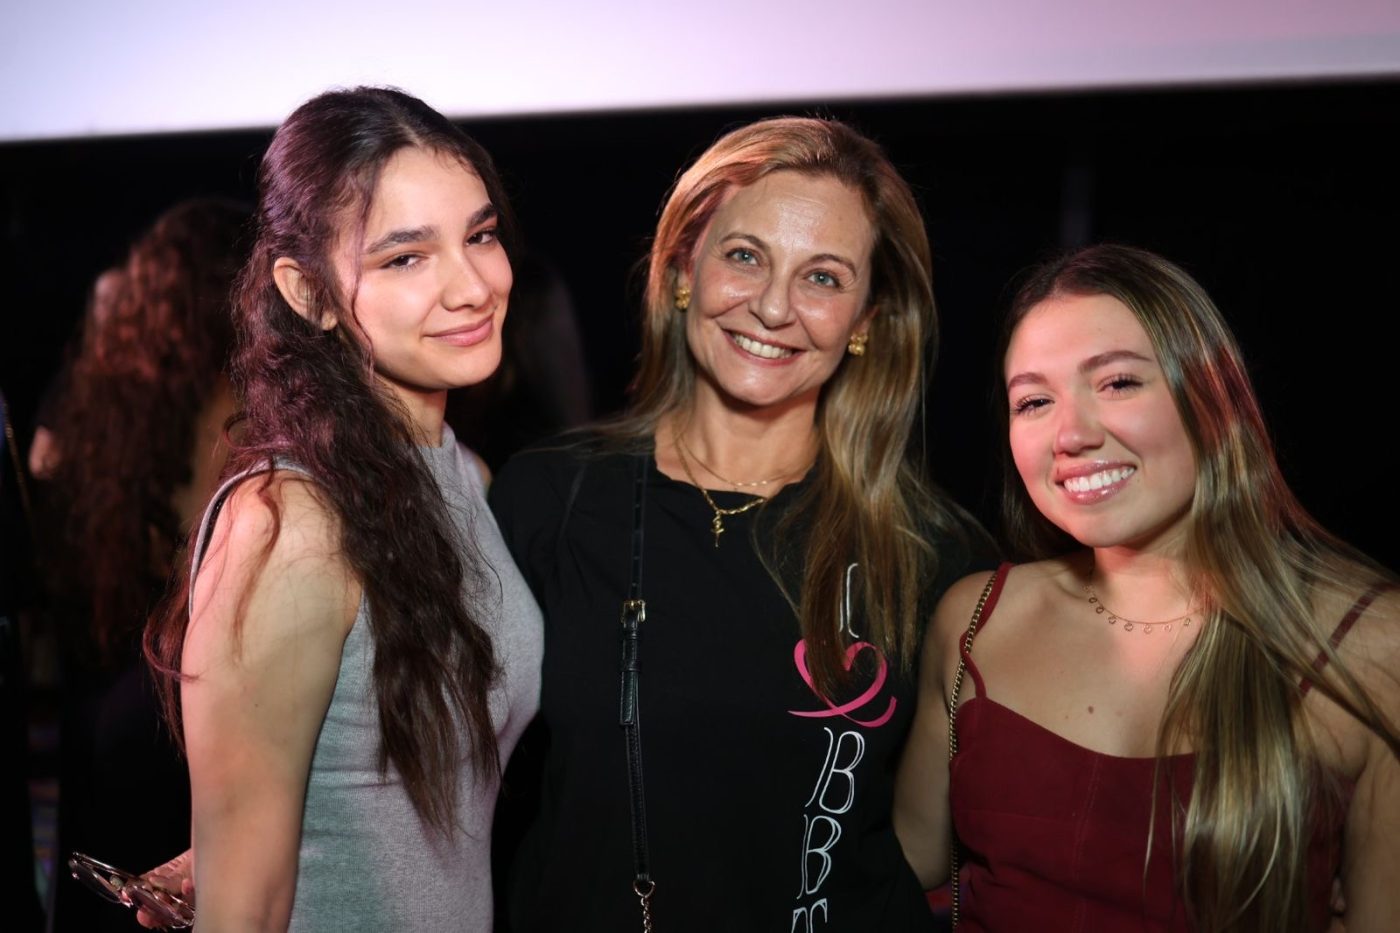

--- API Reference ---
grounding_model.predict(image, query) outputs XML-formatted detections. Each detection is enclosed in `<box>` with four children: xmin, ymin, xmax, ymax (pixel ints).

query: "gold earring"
<box><xmin>847</xmin><ymin>332</ymin><xmax>868</xmax><ymax>356</ymax></box>
<box><xmin>674</xmin><ymin>285</ymin><xmax>691</xmax><ymax>312</ymax></box>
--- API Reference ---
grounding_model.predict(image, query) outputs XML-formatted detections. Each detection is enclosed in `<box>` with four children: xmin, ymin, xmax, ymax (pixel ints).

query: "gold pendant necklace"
<box><xmin>1084</xmin><ymin>582</ymin><xmax>1196</xmax><ymax>635</ymax></box>
<box><xmin>675</xmin><ymin>439</ymin><xmax>764</xmax><ymax>547</ymax></box>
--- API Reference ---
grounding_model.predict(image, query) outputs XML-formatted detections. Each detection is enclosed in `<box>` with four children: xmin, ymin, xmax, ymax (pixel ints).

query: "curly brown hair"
<box><xmin>49</xmin><ymin>197</ymin><xmax>249</xmax><ymax>665</ymax></box>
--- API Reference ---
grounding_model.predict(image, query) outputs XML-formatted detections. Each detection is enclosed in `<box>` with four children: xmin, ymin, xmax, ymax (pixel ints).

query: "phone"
<box><xmin>68</xmin><ymin>851</ymin><xmax>195</xmax><ymax>929</ymax></box>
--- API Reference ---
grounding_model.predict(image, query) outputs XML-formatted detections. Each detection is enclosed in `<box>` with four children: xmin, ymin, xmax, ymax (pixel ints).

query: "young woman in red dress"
<box><xmin>896</xmin><ymin>244</ymin><xmax>1399</xmax><ymax>932</ymax></box>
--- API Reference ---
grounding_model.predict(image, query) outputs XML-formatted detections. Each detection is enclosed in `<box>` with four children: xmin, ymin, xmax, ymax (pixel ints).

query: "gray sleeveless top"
<box><xmin>189</xmin><ymin>426</ymin><xmax>543</xmax><ymax>932</ymax></box>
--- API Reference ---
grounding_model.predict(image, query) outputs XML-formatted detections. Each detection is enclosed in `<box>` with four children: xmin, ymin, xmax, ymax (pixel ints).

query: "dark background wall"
<box><xmin>2</xmin><ymin>79</ymin><xmax>1396</xmax><ymax>567</ymax></box>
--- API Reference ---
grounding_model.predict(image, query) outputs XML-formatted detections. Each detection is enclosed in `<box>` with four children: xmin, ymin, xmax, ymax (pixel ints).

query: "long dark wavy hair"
<box><xmin>998</xmin><ymin>244</ymin><xmax>1398</xmax><ymax>931</ymax></box>
<box><xmin>146</xmin><ymin>87</ymin><xmax>518</xmax><ymax>833</ymax></box>
<box><xmin>50</xmin><ymin>197</ymin><xmax>249</xmax><ymax>665</ymax></box>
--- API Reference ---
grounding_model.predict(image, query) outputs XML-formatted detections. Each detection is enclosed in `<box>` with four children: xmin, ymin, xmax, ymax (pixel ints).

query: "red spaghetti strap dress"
<box><xmin>948</xmin><ymin>564</ymin><xmax>1369</xmax><ymax>932</ymax></box>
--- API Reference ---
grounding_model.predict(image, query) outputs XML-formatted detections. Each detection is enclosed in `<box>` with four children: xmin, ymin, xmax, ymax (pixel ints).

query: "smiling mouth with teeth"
<box><xmin>1063</xmin><ymin>466</ymin><xmax>1136</xmax><ymax>493</ymax></box>
<box><xmin>730</xmin><ymin>332</ymin><xmax>795</xmax><ymax>360</ymax></box>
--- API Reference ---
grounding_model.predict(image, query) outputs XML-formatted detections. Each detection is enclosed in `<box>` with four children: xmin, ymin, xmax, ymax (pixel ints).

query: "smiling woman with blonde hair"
<box><xmin>896</xmin><ymin>244</ymin><xmax>1400</xmax><ymax>932</ymax></box>
<box><xmin>491</xmin><ymin>116</ymin><xmax>991</xmax><ymax>932</ymax></box>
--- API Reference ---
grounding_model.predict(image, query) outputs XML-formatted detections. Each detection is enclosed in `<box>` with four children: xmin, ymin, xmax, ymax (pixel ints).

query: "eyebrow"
<box><xmin>722</xmin><ymin>233</ymin><xmax>858</xmax><ymax>274</ymax></box>
<box><xmin>362</xmin><ymin>204</ymin><xmax>498</xmax><ymax>256</ymax></box>
<box><xmin>1005</xmin><ymin>349</ymin><xmax>1155</xmax><ymax>392</ymax></box>
<box><xmin>1081</xmin><ymin>349</ymin><xmax>1154</xmax><ymax>371</ymax></box>
<box><xmin>364</xmin><ymin>226</ymin><xmax>436</xmax><ymax>255</ymax></box>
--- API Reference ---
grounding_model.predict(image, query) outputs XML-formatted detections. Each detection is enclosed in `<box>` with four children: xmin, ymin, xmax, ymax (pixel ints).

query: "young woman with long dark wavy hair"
<box><xmin>144</xmin><ymin>87</ymin><xmax>542</xmax><ymax>931</ymax></box>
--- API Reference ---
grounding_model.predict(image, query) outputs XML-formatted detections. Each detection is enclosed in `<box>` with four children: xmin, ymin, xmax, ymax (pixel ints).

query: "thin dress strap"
<box><xmin>959</xmin><ymin>562</ymin><xmax>1013</xmax><ymax>700</ymax></box>
<box><xmin>1301</xmin><ymin>583</ymin><xmax>1389</xmax><ymax>697</ymax></box>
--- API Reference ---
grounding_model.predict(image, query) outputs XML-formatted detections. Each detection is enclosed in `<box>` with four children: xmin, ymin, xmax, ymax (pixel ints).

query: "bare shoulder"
<box><xmin>930</xmin><ymin>559</ymin><xmax>1076</xmax><ymax>641</ymax></box>
<box><xmin>210</xmin><ymin>471</ymin><xmax>343</xmax><ymax>566</ymax></box>
<box><xmin>1305</xmin><ymin>582</ymin><xmax>1400</xmax><ymax>777</ymax></box>
<box><xmin>929</xmin><ymin>568</ymin><xmax>999</xmax><ymax>656</ymax></box>
<box><xmin>931</xmin><ymin>570</ymin><xmax>1000</xmax><ymax>634</ymax></box>
<box><xmin>1337</xmin><ymin>586</ymin><xmax>1400</xmax><ymax>705</ymax></box>
<box><xmin>189</xmin><ymin>470</ymin><xmax>358</xmax><ymax>651</ymax></box>
<box><xmin>1325</xmin><ymin>588</ymin><xmax>1400</xmax><ymax>927</ymax></box>
<box><xmin>1346</xmin><ymin>584</ymin><xmax>1399</xmax><ymax>647</ymax></box>
<box><xmin>1315</xmin><ymin>582</ymin><xmax>1400</xmax><ymax>692</ymax></box>
<box><xmin>916</xmin><ymin>571</ymin><xmax>991</xmax><ymax>699</ymax></box>
<box><xmin>922</xmin><ymin>559</ymin><xmax>1064</xmax><ymax>692</ymax></box>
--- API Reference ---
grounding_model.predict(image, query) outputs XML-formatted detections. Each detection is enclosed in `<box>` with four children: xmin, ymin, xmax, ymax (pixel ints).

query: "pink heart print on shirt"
<box><xmin>788</xmin><ymin>639</ymin><xmax>896</xmax><ymax>728</ymax></box>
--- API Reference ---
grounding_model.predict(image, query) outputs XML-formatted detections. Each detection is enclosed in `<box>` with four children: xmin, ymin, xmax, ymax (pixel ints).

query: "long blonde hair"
<box><xmin>609</xmin><ymin>116</ymin><xmax>985</xmax><ymax>690</ymax></box>
<box><xmin>1000</xmin><ymin>244</ymin><xmax>1398</xmax><ymax>931</ymax></box>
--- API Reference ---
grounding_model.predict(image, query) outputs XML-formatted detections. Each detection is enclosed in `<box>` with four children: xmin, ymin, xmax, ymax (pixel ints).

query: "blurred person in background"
<box><xmin>27</xmin><ymin>267</ymin><xmax>125</xmax><ymax>482</ymax></box>
<box><xmin>2</xmin><ymin>386</ymin><xmax>43</xmax><ymax>932</ymax></box>
<box><xmin>446</xmin><ymin>251</ymin><xmax>594</xmax><ymax>473</ymax></box>
<box><xmin>42</xmin><ymin>197</ymin><xmax>248</xmax><ymax>931</ymax></box>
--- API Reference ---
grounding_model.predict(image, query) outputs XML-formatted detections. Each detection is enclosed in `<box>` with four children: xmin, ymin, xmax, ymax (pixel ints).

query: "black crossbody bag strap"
<box><xmin>619</xmin><ymin>453</ymin><xmax>655</xmax><ymax>931</ymax></box>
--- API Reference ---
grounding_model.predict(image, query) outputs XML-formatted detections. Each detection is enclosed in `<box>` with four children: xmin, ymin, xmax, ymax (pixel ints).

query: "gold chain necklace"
<box><xmin>1084</xmin><ymin>583</ymin><xmax>1196</xmax><ymax>635</ymax></box>
<box><xmin>675</xmin><ymin>433</ymin><xmax>799</xmax><ymax>489</ymax></box>
<box><xmin>675</xmin><ymin>439</ymin><xmax>764</xmax><ymax>548</ymax></box>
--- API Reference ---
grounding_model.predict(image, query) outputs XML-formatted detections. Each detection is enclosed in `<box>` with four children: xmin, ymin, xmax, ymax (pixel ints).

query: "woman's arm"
<box><xmin>1341</xmin><ymin>732</ymin><xmax>1400</xmax><ymax>929</ymax></box>
<box><xmin>181</xmin><ymin>476</ymin><xmax>359</xmax><ymax>932</ymax></box>
<box><xmin>1334</xmin><ymin>591</ymin><xmax>1400</xmax><ymax>929</ymax></box>
<box><xmin>894</xmin><ymin>571</ymin><xmax>994</xmax><ymax>889</ymax></box>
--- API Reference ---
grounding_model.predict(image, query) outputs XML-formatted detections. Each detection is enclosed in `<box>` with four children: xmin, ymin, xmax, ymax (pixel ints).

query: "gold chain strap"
<box><xmin>633</xmin><ymin>879</ymin><xmax>655</xmax><ymax>932</ymax></box>
<box><xmin>946</xmin><ymin>568</ymin><xmax>1000</xmax><ymax>929</ymax></box>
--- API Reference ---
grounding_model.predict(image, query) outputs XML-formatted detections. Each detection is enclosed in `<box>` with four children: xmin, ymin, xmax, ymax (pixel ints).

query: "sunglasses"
<box><xmin>68</xmin><ymin>851</ymin><xmax>195</xmax><ymax>929</ymax></box>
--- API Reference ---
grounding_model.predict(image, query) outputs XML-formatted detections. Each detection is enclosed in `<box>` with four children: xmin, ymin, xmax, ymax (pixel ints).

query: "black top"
<box><xmin>490</xmin><ymin>438</ymin><xmax>985</xmax><ymax>932</ymax></box>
